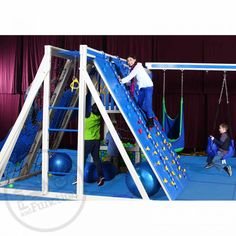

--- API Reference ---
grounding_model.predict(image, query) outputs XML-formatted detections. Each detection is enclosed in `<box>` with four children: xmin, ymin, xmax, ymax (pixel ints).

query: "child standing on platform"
<box><xmin>119</xmin><ymin>56</ymin><xmax>154</xmax><ymax>128</ymax></box>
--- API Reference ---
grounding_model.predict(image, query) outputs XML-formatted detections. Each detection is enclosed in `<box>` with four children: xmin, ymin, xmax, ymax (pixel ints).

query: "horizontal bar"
<box><xmin>48</xmin><ymin>128</ymin><xmax>78</xmax><ymax>133</ymax></box>
<box><xmin>0</xmin><ymin>187</ymin><xmax>136</xmax><ymax>200</ymax></box>
<box><xmin>145</xmin><ymin>62</ymin><xmax>236</xmax><ymax>71</ymax></box>
<box><xmin>49</xmin><ymin>106</ymin><xmax>79</xmax><ymax>111</ymax></box>
<box><xmin>48</xmin><ymin>171</ymin><xmax>71</xmax><ymax>175</ymax></box>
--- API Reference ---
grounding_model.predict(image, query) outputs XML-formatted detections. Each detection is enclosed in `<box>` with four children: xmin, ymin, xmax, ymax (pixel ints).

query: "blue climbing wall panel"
<box><xmin>89</xmin><ymin>51</ymin><xmax>187</xmax><ymax>200</ymax></box>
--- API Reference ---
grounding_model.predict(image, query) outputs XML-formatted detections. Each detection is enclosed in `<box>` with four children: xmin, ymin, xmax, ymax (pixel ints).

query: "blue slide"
<box><xmin>91</xmin><ymin>51</ymin><xmax>187</xmax><ymax>200</ymax></box>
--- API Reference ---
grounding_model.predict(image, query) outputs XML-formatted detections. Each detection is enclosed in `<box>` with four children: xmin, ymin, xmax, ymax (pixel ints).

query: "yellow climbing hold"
<box><xmin>178</xmin><ymin>166</ymin><xmax>181</xmax><ymax>170</ymax></box>
<box><xmin>165</xmin><ymin>166</ymin><xmax>169</xmax><ymax>171</ymax></box>
<box><xmin>183</xmin><ymin>168</ymin><xmax>186</xmax><ymax>173</ymax></box>
<box><xmin>155</xmin><ymin>143</ymin><xmax>159</xmax><ymax>147</ymax></box>
<box><xmin>171</xmin><ymin>171</ymin><xmax>175</xmax><ymax>176</ymax></box>
<box><xmin>178</xmin><ymin>174</ymin><xmax>182</xmax><ymax>179</ymax></box>
<box><xmin>164</xmin><ymin>156</ymin><xmax>168</xmax><ymax>161</ymax></box>
<box><xmin>163</xmin><ymin>178</ymin><xmax>168</xmax><ymax>183</ymax></box>
<box><xmin>177</xmin><ymin>155</ymin><xmax>181</xmax><ymax>159</ymax></box>
<box><xmin>146</xmin><ymin>146</ymin><xmax>150</xmax><ymax>151</ymax></box>
<box><xmin>163</xmin><ymin>139</ymin><xmax>167</xmax><ymax>144</ymax></box>
<box><xmin>157</xmin><ymin>132</ymin><xmax>160</xmax><ymax>136</ymax></box>
<box><xmin>156</xmin><ymin>161</ymin><xmax>161</xmax><ymax>166</ymax></box>
<box><xmin>171</xmin><ymin>181</ymin><xmax>176</xmax><ymax>186</ymax></box>
<box><xmin>147</xmin><ymin>134</ymin><xmax>152</xmax><ymax>139</ymax></box>
<box><xmin>153</xmin><ymin>151</ymin><xmax>158</xmax><ymax>155</ymax></box>
<box><xmin>162</xmin><ymin>147</ymin><xmax>166</xmax><ymax>151</ymax></box>
<box><xmin>172</xmin><ymin>160</ymin><xmax>176</xmax><ymax>164</ymax></box>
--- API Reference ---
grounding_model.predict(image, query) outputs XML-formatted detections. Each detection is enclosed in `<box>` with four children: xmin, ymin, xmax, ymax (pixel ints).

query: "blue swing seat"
<box><xmin>206</xmin><ymin>137</ymin><xmax>235</xmax><ymax>159</ymax></box>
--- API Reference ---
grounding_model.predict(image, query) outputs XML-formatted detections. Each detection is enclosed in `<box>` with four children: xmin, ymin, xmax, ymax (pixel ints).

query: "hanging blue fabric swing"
<box><xmin>206</xmin><ymin>72</ymin><xmax>235</xmax><ymax>159</ymax></box>
<box><xmin>162</xmin><ymin>70</ymin><xmax>185</xmax><ymax>153</ymax></box>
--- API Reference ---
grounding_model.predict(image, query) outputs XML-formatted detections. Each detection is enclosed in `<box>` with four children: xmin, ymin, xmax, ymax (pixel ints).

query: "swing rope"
<box><xmin>213</xmin><ymin>71</ymin><xmax>232</xmax><ymax>137</ymax></box>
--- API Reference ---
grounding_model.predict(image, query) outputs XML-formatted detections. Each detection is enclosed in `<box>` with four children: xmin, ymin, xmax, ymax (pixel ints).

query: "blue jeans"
<box><xmin>210</xmin><ymin>151</ymin><xmax>227</xmax><ymax>170</ymax></box>
<box><xmin>138</xmin><ymin>86</ymin><xmax>154</xmax><ymax>118</ymax></box>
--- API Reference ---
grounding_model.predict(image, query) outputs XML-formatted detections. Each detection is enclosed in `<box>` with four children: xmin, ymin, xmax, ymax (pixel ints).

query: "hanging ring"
<box><xmin>70</xmin><ymin>76</ymin><xmax>79</xmax><ymax>92</ymax></box>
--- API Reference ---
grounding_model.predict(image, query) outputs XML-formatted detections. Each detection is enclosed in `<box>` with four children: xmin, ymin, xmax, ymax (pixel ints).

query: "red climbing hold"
<box><xmin>138</xmin><ymin>128</ymin><xmax>143</xmax><ymax>134</ymax></box>
<box><xmin>155</xmin><ymin>117</ymin><xmax>158</xmax><ymax>121</ymax></box>
<box><xmin>162</xmin><ymin>127</ymin><xmax>165</xmax><ymax>131</ymax></box>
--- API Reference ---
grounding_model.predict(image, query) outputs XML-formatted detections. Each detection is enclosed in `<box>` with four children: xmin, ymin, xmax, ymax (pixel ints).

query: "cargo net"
<box><xmin>0</xmin><ymin>55</ymin><xmax>79</xmax><ymax>186</ymax></box>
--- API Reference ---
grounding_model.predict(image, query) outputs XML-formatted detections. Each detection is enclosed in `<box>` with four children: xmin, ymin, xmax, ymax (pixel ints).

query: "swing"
<box><xmin>207</xmin><ymin>71</ymin><xmax>235</xmax><ymax>159</ymax></box>
<box><xmin>162</xmin><ymin>70</ymin><xmax>185</xmax><ymax>153</ymax></box>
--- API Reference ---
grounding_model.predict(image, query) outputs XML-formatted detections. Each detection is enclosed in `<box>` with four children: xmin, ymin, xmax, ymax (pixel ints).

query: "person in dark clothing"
<box><xmin>73</xmin><ymin>103</ymin><xmax>105</xmax><ymax>186</ymax></box>
<box><xmin>84</xmin><ymin>103</ymin><xmax>105</xmax><ymax>186</ymax></box>
<box><xmin>205</xmin><ymin>123</ymin><xmax>232</xmax><ymax>176</ymax></box>
<box><xmin>105</xmin><ymin>120</ymin><xmax>121</xmax><ymax>174</ymax></box>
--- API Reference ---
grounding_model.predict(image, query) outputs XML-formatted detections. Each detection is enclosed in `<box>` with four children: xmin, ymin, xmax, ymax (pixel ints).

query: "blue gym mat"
<box><xmin>1</xmin><ymin>149</ymin><xmax>236</xmax><ymax>200</ymax></box>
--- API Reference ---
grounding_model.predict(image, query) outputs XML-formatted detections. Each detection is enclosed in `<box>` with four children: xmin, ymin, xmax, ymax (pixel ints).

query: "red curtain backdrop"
<box><xmin>0</xmin><ymin>94</ymin><xmax>20</xmax><ymax>140</ymax></box>
<box><xmin>0</xmin><ymin>36</ymin><xmax>22</xmax><ymax>94</ymax></box>
<box><xmin>21</xmin><ymin>36</ymin><xmax>64</xmax><ymax>93</ymax></box>
<box><xmin>1</xmin><ymin>35</ymin><xmax>236</xmax><ymax>150</ymax></box>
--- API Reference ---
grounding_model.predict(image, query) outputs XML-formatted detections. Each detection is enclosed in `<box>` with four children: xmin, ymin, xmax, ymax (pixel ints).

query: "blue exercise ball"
<box><xmin>126</xmin><ymin>162</ymin><xmax>161</xmax><ymax>197</ymax></box>
<box><xmin>84</xmin><ymin>162</ymin><xmax>97</xmax><ymax>183</ymax></box>
<box><xmin>49</xmin><ymin>152</ymin><xmax>72</xmax><ymax>176</ymax></box>
<box><xmin>94</xmin><ymin>161</ymin><xmax>117</xmax><ymax>181</ymax></box>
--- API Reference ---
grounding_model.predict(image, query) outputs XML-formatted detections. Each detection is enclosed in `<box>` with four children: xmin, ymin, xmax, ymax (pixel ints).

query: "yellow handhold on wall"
<box><xmin>163</xmin><ymin>178</ymin><xmax>168</xmax><ymax>183</ymax></box>
<box><xmin>172</xmin><ymin>160</ymin><xmax>176</xmax><ymax>164</ymax></box>
<box><xmin>165</xmin><ymin>166</ymin><xmax>169</xmax><ymax>171</ymax></box>
<box><xmin>171</xmin><ymin>171</ymin><xmax>175</xmax><ymax>176</ymax></box>
<box><xmin>164</xmin><ymin>156</ymin><xmax>168</xmax><ymax>161</ymax></box>
<box><xmin>171</xmin><ymin>181</ymin><xmax>176</xmax><ymax>186</ymax></box>
<box><xmin>147</xmin><ymin>134</ymin><xmax>152</xmax><ymax>139</ymax></box>
<box><xmin>178</xmin><ymin>174</ymin><xmax>182</xmax><ymax>179</ymax></box>
<box><xmin>156</xmin><ymin>161</ymin><xmax>161</xmax><ymax>166</ymax></box>
<box><xmin>155</xmin><ymin>143</ymin><xmax>159</xmax><ymax>147</ymax></box>
<box><xmin>157</xmin><ymin>132</ymin><xmax>160</xmax><ymax>136</ymax></box>
<box><xmin>153</xmin><ymin>151</ymin><xmax>158</xmax><ymax>155</ymax></box>
<box><xmin>162</xmin><ymin>147</ymin><xmax>166</xmax><ymax>151</ymax></box>
<box><xmin>178</xmin><ymin>166</ymin><xmax>181</xmax><ymax>170</ymax></box>
<box><xmin>146</xmin><ymin>146</ymin><xmax>150</xmax><ymax>151</ymax></box>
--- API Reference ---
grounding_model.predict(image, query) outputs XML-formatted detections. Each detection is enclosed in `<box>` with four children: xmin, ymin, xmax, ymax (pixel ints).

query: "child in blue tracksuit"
<box><xmin>119</xmin><ymin>56</ymin><xmax>154</xmax><ymax>128</ymax></box>
<box><xmin>205</xmin><ymin>123</ymin><xmax>232</xmax><ymax>176</ymax></box>
<box><xmin>105</xmin><ymin>120</ymin><xmax>121</xmax><ymax>174</ymax></box>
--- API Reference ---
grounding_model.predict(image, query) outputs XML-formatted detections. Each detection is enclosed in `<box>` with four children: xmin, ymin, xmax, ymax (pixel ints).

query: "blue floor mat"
<box><xmin>1</xmin><ymin>150</ymin><xmax>236</xmax><ymax>200</ymax></box>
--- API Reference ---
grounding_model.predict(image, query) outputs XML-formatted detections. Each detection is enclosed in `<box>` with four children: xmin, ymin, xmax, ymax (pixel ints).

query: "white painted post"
<box><xmin>77</xmin><ymin>45</ymin><xmax>87</xmax><ymax>197</ymax></box>
<box><xmin>42</xmin><ymin>46</ymin><xmax>51</xmax><ymax>195</ymax></box>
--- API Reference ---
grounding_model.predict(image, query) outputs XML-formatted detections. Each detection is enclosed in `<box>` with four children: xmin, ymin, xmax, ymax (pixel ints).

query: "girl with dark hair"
<box><xmin>120</xmin><ymin>56</ymin><xmax>154</xmax><ymax>128</ymax></box>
